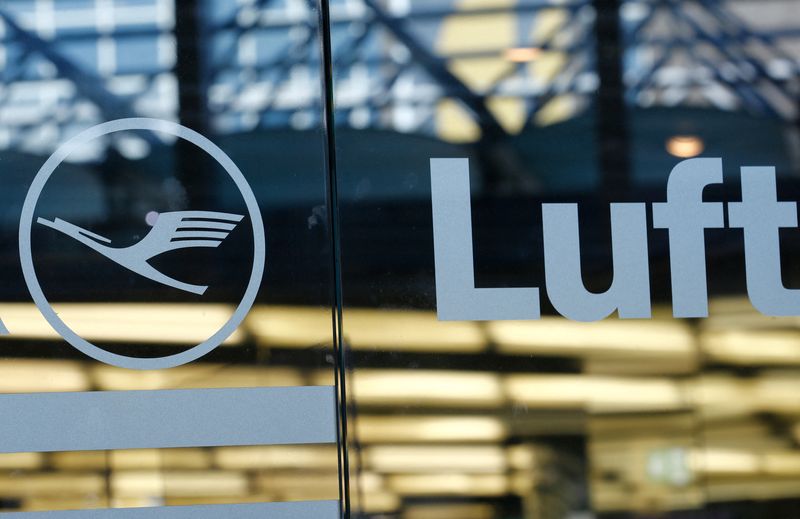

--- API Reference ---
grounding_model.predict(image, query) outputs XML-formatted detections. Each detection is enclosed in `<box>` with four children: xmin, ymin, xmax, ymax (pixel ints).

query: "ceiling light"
<box><xmin>505</xmin><ymin>374</ymin><xmax>684</xmax><ymax>413</ymax></box>
<box><xmin>351</xmin><ymin>491</ymin><xmax>401</xmax><ymax>514</ymax></box>
<box><xmin>339</xmin><ymin>370</ymin><xmax>504</xmax><ymax>407</ymax></box>
<box><xmin>366</xmin><ymin>445</ymin><xmax>506</xmax><ymax>473</ymax></box>
<box><xmin>91</xmin><ymin>364</ymin><xmax>303</xmax><ymax>391</ymax></box>
<box><xmin>403</xmin><ymin>503</ymin><xmax>496</xmax><ymax>519</ymax></box>
<box><xmin>254</xmin><ymin>472</ymin><xmax>339</xmax><ymax>497</ymax></box>
<box><xmin>388</xmin><ymin>473</ymin><xmax>508</xmax><ymax>496</ymax></box>
<box><xmin>112</xmin><ymin>471</ymin><xmax>248</xmax><ymax>498</ymax></box>
<box><xmin>249</xmin><ymin>306</ymin><xmax>484</xmax><ymax>352</ymax></box>
<box><xmin>702</xmin><ymin>331</ymin><xmax>800</xmax><ymax>366</ymax></box>
<box><xmin>689</xmin><ymin>448</ymin><xmax>758</xmax><ymax>475</ymax></box>
<box><xmin>214</xmin><ymin>445</ymin><xmax>338</xmax><ymax>470</ymax></box>
<box><xmin>0</xmin><ymin>360</ymin><xmax>89</xmax><ymax>393</ymax></box>
<box><xmin>666</xmin><ymin>135</ymin><xmax>705</xmax><ymax>158</ymax></box>
<box><xmin>704</xmin><ymin>296</ymin><xmax>795</xmax><ymax>331</ymax></box>
<box><xmin>489</xmin><ymin>318</ymin><xmax>693</xmax><ymax>358</ymax></box>
<box><xmin>504</xmin><ymin>47</ymin><xmax>542</xmax><ymax>63</ymax></box>
<box><xmin>0</xmin><ymin>303</ymin><xmax>241</xmax><ymax>345</ymax></box>
<box><xmin>357</xmin><ymin>416</ymin><xmax>506</xmax><ymax>443</ymax></box>
<box><xmin>0</xmin><ymin>452</ymin><xmax>43</xmax><ymax>470</ymax></box>
<box><xmin>763</xmin><ymin>452</ymin><xmax>800</xmax><ymax>476</ymax></box>
<box><xmin>0</xmin><ymin>473</ymin><xmax>104</xmax><ymax>497</ymax></box>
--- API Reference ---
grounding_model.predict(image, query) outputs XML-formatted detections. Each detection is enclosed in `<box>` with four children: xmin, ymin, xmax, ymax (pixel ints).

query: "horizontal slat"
<box><xmin>0</xmin><ymin>501</ymin><xmax>339</xmax><ymax>518</ymax></box>
<box><xmin>0</xmin><ymin>387</ymin><xmax>336</xmax><ymax>453</ymax></box>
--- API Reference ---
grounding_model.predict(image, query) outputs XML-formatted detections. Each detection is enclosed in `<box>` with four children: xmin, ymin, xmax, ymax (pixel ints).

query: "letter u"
<box><xmin>542</xmin><ymin>203</ymin><xmax>651</xmax><ymax>322</ymax></box>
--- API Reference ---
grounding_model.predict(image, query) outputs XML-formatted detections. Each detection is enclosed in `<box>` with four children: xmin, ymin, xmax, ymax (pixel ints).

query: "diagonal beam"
<box><xmin>361</xmin><ymin>0</ymin><xmax>540</xmax><ymax>190</ymax></box>
<box><xmin>360</xmin><ymin>0</ymin><xmax>509</xmax><ymax>142</ymax></box>
<box><xmin>667</xmin><ymin>4</ymin><xmax>779</xmax><ymax>117</ymax></box>
<box><xmin>666</xmin><ymin>2</ymin><xmax>780</xmax><ymax>117</ymax></box>
<box><xmin>0</xmin><ymin>9</ymin><xmax>147</xmax><ymax>128</ymax></box>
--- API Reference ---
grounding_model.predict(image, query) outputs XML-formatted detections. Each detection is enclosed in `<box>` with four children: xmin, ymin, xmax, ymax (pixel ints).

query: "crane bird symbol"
<box><xmin>36</xmin><ymin>211</ymin><xmax>244</xmax><ymax>295</ymax></box>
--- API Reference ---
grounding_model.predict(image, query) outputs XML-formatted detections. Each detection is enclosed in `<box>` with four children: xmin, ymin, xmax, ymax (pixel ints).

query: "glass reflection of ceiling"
<box><xmin>1</xmin><ymin>0</ymin><xmax>797</xmax><ymax>159</ymax></box>
<box><xmin>1</xmin><ymin>4</ymin><xmax>800</xmax><ymax>517</ymax></box>
<box><xmin>0</xmin><ymin>0</ymin><xmax>176</xmax><ymax>160</ymax></box>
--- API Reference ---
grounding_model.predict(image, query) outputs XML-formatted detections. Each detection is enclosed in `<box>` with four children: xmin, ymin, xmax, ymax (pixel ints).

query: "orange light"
<box><xmin>503</xmin><ymin>47</ymin><xmax>542</xmax><ymax>63</ymax></box>
<box><xmin>666</xmin><ymin>135</ymin><xmax>705</xmax><ymax>158</ymax></box>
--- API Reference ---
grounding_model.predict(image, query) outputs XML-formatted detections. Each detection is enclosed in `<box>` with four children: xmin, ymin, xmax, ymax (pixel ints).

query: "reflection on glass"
<box><xmin>0</xmin><ymin>0</ymin><xmax>336</xmax><ymax>515</ymax></box>
<box><xmin>331</xmin><ymin>0</ymin><xmax>800</xmax><ymax>517</ymax></box>
<box><xmin>2</xmin><ymin>0</ymin><xmax>800</xmax><ymax>517</ymax></box>
<box><xmin>0</xmin><ymin>445</ymin><xmax>338</xmax><ymax>511</ymax></box>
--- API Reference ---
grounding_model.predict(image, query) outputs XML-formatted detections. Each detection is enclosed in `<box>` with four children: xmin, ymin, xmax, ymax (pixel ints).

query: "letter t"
<box><xmin>728</xmin><ymin>167</ymin><xmax>800</xmax><ymax>316</ymax></box>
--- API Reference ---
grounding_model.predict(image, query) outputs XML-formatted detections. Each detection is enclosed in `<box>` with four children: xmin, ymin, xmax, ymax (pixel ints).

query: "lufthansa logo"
<box><xmin>19</xmin><ymin>118</ymin><xmax>266</xmax><ymax>370</ymax></box>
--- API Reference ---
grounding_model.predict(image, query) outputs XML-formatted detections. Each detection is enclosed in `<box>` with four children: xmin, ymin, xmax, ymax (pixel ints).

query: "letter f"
<box><xmin>653</xmin><ymin>158</ymin><xmax>725</xmax><ymax>317</ymax></box>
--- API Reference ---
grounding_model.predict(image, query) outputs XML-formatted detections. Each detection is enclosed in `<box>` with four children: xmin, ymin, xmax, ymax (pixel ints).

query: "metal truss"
<box><xmin>0</xmin><ymin>1</ymin><xmax>175</xmax><ymax>159</ymax></box>
<box><xmin>624</xmin><ymin>0</ymin><xmax>800</xmax><ymax>121</ymax></box>
<box><xmin>0</xmin><ymin>0</ymin><xmax>798</xmax><ymax>161</ymax></box>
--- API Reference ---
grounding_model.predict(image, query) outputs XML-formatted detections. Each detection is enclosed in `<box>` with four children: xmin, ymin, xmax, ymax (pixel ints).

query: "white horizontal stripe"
<box><xmin>0</xmin><ymin>501</ymin><xmax>339</xmax><ymax>518</ymax></box>
<box><xmin>0</xmin><ymin>386</ymin><xmax>336</xmax><ymax>453</ymax></box>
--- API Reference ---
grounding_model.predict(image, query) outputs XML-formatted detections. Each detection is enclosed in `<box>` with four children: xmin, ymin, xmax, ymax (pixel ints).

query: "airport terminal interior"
<box><xmin>1</xmin><ymin>0</ymin><xmax>800</xmax><ymax>517</ymax></box>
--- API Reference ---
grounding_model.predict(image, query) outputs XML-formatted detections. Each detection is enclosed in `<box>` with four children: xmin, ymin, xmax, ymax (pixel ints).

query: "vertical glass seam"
<box><xmin>316</xmin><ymin>0</ymin><xmax>351</xmax><ymax>517</ymax></box>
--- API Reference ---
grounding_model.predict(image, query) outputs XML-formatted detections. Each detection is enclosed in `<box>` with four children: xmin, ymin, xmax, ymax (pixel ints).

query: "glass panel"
<box><xmin>331</xmin><ymin>0</ymin><xmax>800</xmax><ymax>517</ymax></box>
<box><xmin>622</xmin><ymin>1</ymin><xmax>800</xmax><ymax>517</ymax></box>
<box><xmin>0</xmin><ymin>0</ymin><xmax>341</xmax><ymax>515</ymax></box>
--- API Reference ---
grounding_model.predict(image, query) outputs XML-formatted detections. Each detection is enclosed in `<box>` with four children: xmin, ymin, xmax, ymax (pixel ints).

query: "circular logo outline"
<box><xmin>19</xmin><ymin>118</ymin><xmax>266</xmax><ymax>370</ymax></box>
